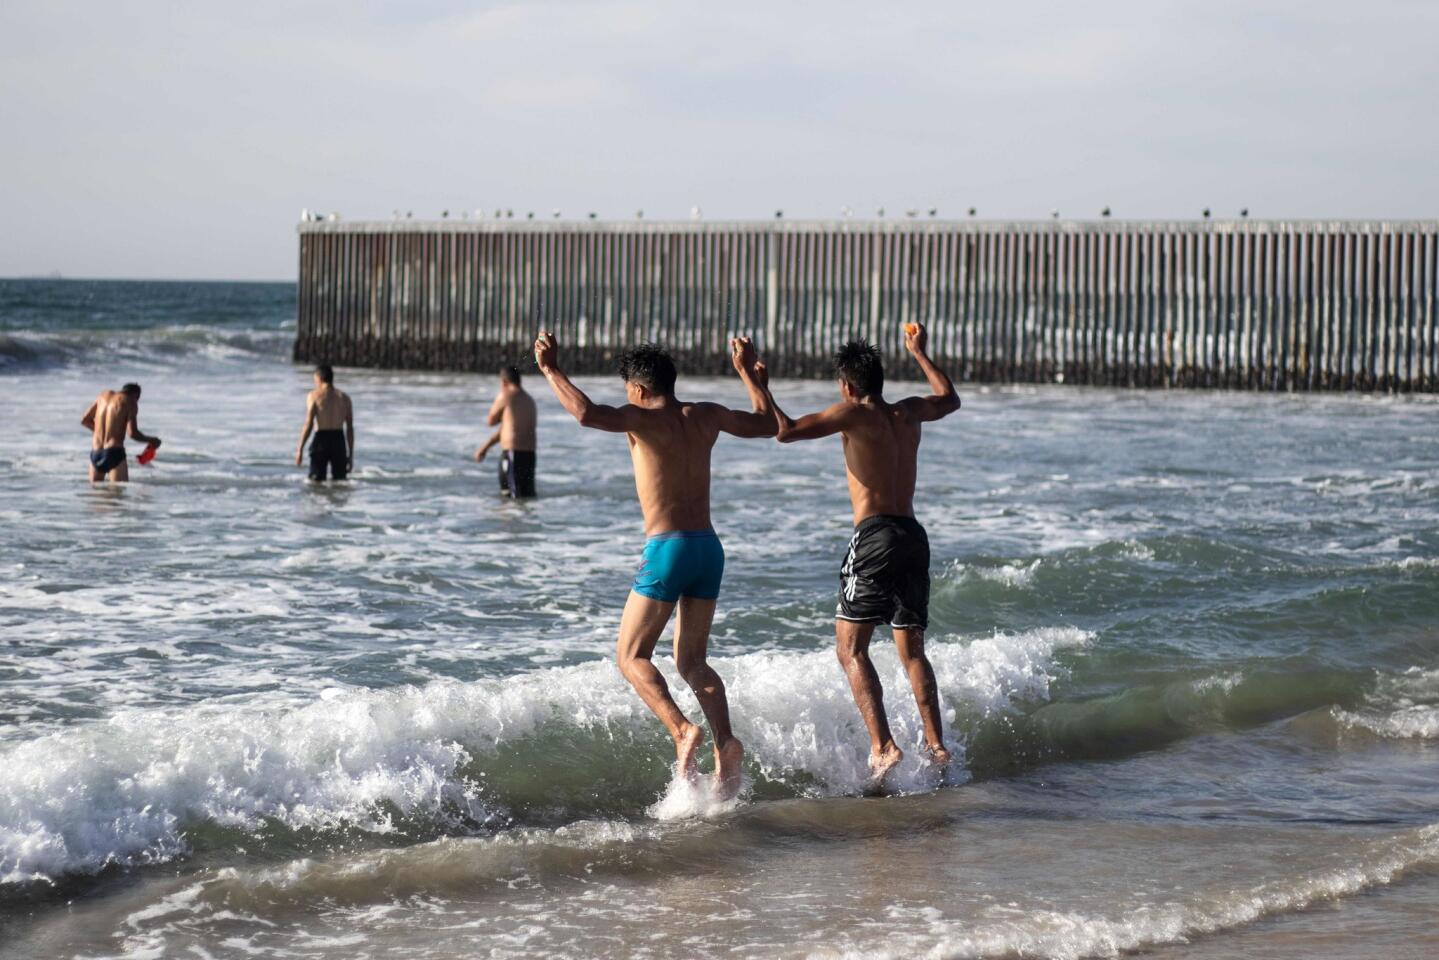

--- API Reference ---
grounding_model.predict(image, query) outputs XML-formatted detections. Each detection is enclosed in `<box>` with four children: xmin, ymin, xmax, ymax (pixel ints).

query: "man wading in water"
<box><xmin>762</xmin><ymin>324</ymin><xmax>960</xmax><ymax>784</ymax></box>
<box><xmin>294</xmin><ymin>364</ymin><xmax>354</xmax><ymax>481</ymax></box>
<box><xmin>81</xmin><ymin>383</ymin><xmax>161</xmax><ymax>483</ymax></box>
<box><xmin>475</xmin><ymin>365</ymin><xmax>538</xmax><ymax>498</ymax></box>
<box><xmin>534</xmin><ymin>331</ymin><xmax>773</xmax><ymax>797</ymax></box>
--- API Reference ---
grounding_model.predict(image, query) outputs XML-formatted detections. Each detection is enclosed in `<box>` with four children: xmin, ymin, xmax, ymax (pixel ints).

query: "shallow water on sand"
<box><xmin>2</xmin><ymin>279</ymin><xmax>1438</xmax><ymax>958</ymax></box>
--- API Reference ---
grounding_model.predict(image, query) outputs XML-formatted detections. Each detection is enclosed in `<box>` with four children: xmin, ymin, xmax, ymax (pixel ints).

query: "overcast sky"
<box><xmin>2</xmin><ymin>1</ymin><xmax>1436</xmax><ymax>280</ymax></box>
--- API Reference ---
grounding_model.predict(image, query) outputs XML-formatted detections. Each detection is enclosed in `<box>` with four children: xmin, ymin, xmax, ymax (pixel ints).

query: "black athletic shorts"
<box><xmin>499</xmin><ymin>449</ymin><xmax>536</xmax><ymax>498</ymax></box>
<box><xmin>836</xmin><ymin>514</ymin><xmax>930</xmax><ymax>630</ymax></box>
<box><xmin>309</xmin><ymin>429</ymin><xmax>348</xmax><ymax>481</ymax></box>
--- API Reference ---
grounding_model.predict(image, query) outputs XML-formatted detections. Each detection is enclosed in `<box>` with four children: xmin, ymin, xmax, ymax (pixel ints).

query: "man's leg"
<box><xmin>514</xmin><ymin>452</ymin><xmax>536</xmax><ymax>498</ymax></box>
<box><xmin>616</xmin><ymin>590</ymin><xmax>704</xmax><ymax>777</ymax></box>
<box><xmin>674</xmin><ymin>596</ymin><xmax>744</xmax><ymax>796</ymax></box>
<box><xmin>110</xmin><ymin>459</ymin><xmax>129</xmax><ymax>483</ymax></box>
<box><xmin>836</xmin><ymin>619</ymin><xmax>902</xmax><ymax>779</ymax></box>
<box><xmin>893</xmin><ymin>628</ymin><xmax>950</xmax><ymax>762</ymax></box>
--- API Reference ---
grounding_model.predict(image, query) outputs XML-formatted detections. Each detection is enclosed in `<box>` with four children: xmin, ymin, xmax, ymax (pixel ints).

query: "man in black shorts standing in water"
<box><xmin>294</xmin><ymin>364</ymin><xmax>354</xmax><ymax>481</ymax></box>
<box><xmin>761</xmin><ymin>324</ymin><xmax>960</xmax><ymax>783</ymax></box>
<box><xmin>475</xmin><ymin>365</ymin><xmax>538</xmax><ymax>498</ymax></box>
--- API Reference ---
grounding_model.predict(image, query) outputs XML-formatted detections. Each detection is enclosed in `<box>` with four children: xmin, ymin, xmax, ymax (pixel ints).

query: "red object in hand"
<box><xmin>138</xmin><ymin>442</ymin><xmax>158</xmax><ymax>465</ymax></box>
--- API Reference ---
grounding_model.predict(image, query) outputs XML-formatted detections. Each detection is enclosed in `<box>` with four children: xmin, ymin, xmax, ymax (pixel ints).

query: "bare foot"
<box><xmin>674</xmin><ymin>722</ymin><xmax>704</xmax><ymax>779</ymax></box>
<box><xmin>868</xmin><ymin>743</ymin><xmax>903</xmax><ymax>785</ymax></box>
<box><xmin>922</xmin><ymin>742</ymin><xmax>953</xmax><ymax>765</ymax></box>
<box><xmin>713</xmin><ymin>737</ymin><xmax>745</xmax><ymax>800</ymax></box>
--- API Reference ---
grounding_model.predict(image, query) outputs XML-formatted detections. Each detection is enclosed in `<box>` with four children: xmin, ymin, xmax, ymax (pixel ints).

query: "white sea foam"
<box><xmin>1191</xmin><ymin>671</ymin><xmax>1244</xmax><ymax>695</ymax></box>
<box><xmin>646</xmin><ymin>773</ymin><xmax>750</xmax><ymax>821</ymax></box>
<box><xmin>1335</xmin><ymin>705</ymin><xmax>1439</xmax><ymax>740</ymax></box>
<box><xmin>0</xmin><ymin>628</ymin><xmax>1087</xmax><ymax>883</ymax></box>
<box><xmin>823</xmin><ymin>824</ymin><xmax>1439</xmax><ymax>960</ymax></box>
<box><xmin>1333</xmin><ymin>667</ymin><xmax>1439</xmax><ymax>740</ymax></box>
<box><xmin>954</xmin><ymin>559</ymin><xmax>1042</xmax><ymax>588</ymax></box>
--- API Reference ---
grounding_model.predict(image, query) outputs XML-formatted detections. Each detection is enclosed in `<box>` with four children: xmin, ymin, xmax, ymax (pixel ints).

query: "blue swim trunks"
<box><xmin>632</xmin><ymin>529</ymin><xmax>725</xmax><ymax>602</ymax></box>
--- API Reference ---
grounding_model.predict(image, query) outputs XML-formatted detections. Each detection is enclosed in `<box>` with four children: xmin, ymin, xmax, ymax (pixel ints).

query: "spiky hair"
<box><xmin>833</xmin><ymin>339</ymin><xmax>883</xmax><ymax>397</ymax></box>
<box><xmin>617</xmin><ymin>343</ymin><xmax>677</xmax><ymax>396</ymax></box>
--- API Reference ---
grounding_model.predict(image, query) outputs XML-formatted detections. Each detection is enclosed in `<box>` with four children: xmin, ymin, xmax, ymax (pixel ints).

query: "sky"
<box><xmin>1</xmin><ymin>0</ymin><xmax>1436</xmax><ymax>281</ymax></box>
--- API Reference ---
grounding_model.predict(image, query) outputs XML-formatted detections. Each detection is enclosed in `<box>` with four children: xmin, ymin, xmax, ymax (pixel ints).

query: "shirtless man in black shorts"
<box><xmin>294</xmin><ymin>365</ymin><xmax>354</xmax><ymax>481</ymax></box>
<box><xmin>81</xmin><ymin>383</ymin><xmax>161</xmax><ymax>483</ymax></box>
<box><xmin>761</xmin><ymin>324</ymin><xmax>960</xmax><ymax>782</ymax></box>
<box><xmin>475</xmin><ymin>365</ymin><xmax>539</xmax><ymax>498</ymax></box>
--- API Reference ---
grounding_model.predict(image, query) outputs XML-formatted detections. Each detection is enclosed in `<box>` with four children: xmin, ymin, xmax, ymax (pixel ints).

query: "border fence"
<box><xmin>295</xmin><ymin>219</ymin><xmax>1438</xmax><ymax>391</ymax></box>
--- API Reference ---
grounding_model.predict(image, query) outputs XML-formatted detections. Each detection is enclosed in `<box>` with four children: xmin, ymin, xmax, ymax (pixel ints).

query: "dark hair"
<box><xmin>499</xmin><ymin>365</ymin><xmax>521</xmax><ymax>385</ymax></box>
<box><xmin>616</xmin><ymin>343</ymin><xmax>677</xmax><ymax>396</ymax></box>
<box><xmin>121</xmin><ymin>383</ymin><xmax>142</xmax><ymax>397</ymax></box>
<box><xmin>833</xmin><ymin>340</ymin><xmax>883</xmax><ymax>397</ymax></box>
<box><xmin>315</xmin><ymin>364</ymin><xmax>334</xmax><ymax>384</ymax></box>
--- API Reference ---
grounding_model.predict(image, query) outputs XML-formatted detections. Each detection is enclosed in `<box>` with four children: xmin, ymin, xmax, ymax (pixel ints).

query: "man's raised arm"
<box><xmin>771</xmin><ymin>399</ymin><xmax>859</xmax><ymax>444</ymax></box>
<box><xmin>708</xmin><ymin>337</ymin><xmax>777</xmax><ymax>438</ymax></box>
<box><xmin>80</xmin><ymin>401</ymin><xmax>97</xmax><ymax>432</ymax></box>
<box><xmin>533</xmin><ymin>330</ymin><xmax>641</xmax><ymax>433</ymax></box>
<box><xmin>899</xmin><ymin>322</ymin><xmax>960</xmax><ymax>422</ymax></box>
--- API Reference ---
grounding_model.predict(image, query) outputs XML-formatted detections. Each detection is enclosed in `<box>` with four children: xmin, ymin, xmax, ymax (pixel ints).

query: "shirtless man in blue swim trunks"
<box><xmin>534</xmin><ymin>331</ymin><xmax>773</xmax><ymax>797</ymax></box>
<box><xmin>81</xmin><ymin>383</ymin><xmax>161</xmax><ymax>483</ymax></box>
<box><xmin>761</xmin><ymin>324</ymin><xmax>960</xmax><ymax>784</ymax></box>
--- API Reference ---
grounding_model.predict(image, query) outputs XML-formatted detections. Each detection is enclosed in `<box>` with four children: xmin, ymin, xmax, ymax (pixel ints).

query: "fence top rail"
<box><xmin>298</xmin><ymin>219</ymin><xmax>1439</xmax><ymax>237</ymax></box>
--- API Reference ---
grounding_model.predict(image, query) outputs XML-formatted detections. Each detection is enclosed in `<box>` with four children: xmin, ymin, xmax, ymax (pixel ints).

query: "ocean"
<box><xmin>1</xmin><ymin>278</ymin><xmax>1437</xmax><ymax>959</ymax></box>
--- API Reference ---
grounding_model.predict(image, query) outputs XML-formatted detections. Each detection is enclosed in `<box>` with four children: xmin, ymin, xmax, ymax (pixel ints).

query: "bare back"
<box><xmin>308</xmin><ymin>386</ymin><xmax>351</xmax><ymax>430</ymax></box>
<box><xmin>88</xmin><ymin>391</ymin><xmax>135</xmax><ymax>449</ymax></box>
<box><xmin>493</xmin><ymin>388</ymin><xmax>537</xmax><ymax>451</ymax></box>
<box><xmin>626</xmin><ymin>401</ymin><xmax>722</xmax><ymax>535</ymax></box>
<box><xmin>840</xmin><ymin>400</ymin><xmax>922</xmax><ymax>525</ymax></box>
